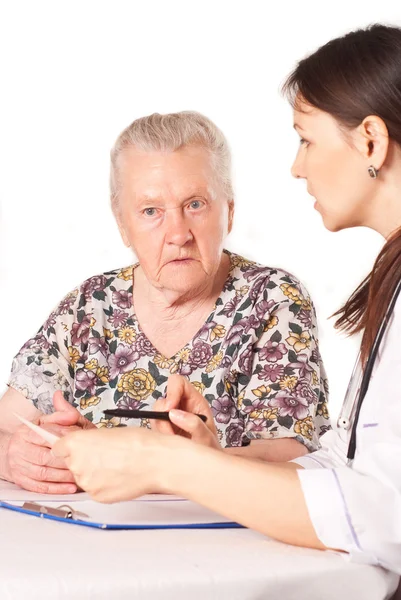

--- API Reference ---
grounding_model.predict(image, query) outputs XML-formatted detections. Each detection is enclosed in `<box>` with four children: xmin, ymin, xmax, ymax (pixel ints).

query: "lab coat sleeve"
<box><xmin>296</xmin><ymin>304</ymin><xmax>401</xmax><ymax>574</ymax></box>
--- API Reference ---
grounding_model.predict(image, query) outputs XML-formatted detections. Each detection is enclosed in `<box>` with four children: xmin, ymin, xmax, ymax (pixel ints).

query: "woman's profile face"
<box><xmin>291</xmin><ymin>100</ymin><xmax>376</xmax><ymax>233</ymax></box>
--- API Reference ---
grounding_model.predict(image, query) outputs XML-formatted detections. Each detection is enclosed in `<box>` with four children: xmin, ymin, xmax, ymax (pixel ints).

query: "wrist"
<box><xmin>154</xmin><ymin>434</ymin><xmax>196</xmax><ymax>495</ymax></box>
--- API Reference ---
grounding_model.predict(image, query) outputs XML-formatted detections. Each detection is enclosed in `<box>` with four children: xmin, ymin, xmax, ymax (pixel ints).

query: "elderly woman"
<box><xmin>1</xmin><ymin>111</ymin><xmax>329</xmax><ymax>494</ymax></box>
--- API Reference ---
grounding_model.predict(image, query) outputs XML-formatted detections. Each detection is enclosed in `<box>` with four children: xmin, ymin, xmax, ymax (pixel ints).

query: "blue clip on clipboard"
<box><xmin>0</xmin><ymin>500</ymin><xmax>244</xmax><ymax>530</ymax></box>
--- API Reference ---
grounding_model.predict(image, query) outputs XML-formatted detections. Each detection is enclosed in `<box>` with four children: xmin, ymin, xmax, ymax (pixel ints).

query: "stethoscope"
<box><xmin>338</xmin><ymin>277</ymin><xmax>401</xmax><ymax>460</ymax></box>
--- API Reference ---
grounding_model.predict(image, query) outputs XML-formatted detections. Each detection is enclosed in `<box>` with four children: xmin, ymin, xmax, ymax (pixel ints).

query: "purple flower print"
<box><xmin>259</xmin><ymin>340</ymin><xmax>287</xmax><ymax>363</ymax></box>
<box><xmin>257</xmin><ymin>363</ymin><xmax>284</xmax><ymax>382</ymax></box>
<box><xmin>195</xmin><ymin>321</ymin><xmax>216</xmax><ymax>342</ymax></box>
<box><xmin>108</xmin><ymin>345</ymin><xmax>138</xmax><ymax>379</ymax></box>
<box><xmin>242</xmin><ymin>398</ymin><xmax>268</xmax><ymax>415</ymax></box>
<box><xmin>243</xmin><ymin>314</ymin><xmax>260</xmax><ymax>334</ymax></box>
<box><xmin>294</xmin><ymin>379</ymin><xmax>317</xmax><ymax>405</ymax></box>
<box><xmin>255</xmin><ymin>299</ymin><xmax>275</xmax><ymax>320</ymax></box>
<box><xmin>225</xmin><ymin>422</ymin><xmax>245</xmax><ymax>446</ymax></box>
<box><xmin>75</xmin><ymin>369</ymin><xmax>97</xmax><ymax>395</ymax></box>
<box><xmin>108</xmin><ymin>309</ymin><xmax>129</xmax><ymax>329</ymax></box>
<box><xmin>246</xmin><ymin>418</ymin><xmax>267</xmax><ymax>434</ymax></box>
<box><xmin>35</xmin><ymin>334</ymin><xmax>51</xmax><ymax>351</ymax></box>
<box><xmin>71</xmin><ymin>315</ymin><xmax>92</xmax><ymax>346</ymax></box>
<box><xmin>268</xmin><ymin>391</ymin><xmax>309</xmax><ymax>420</ymax></box>
<box><xmin>238</xmin><ymin>343</ymin><xmax>254</xmax><ymax>376</ymax></box>
<box><xmin>211</xmin><ymin>395</ymin><xmax>238</xmax><ymax>424</ymax></box>
<box><xmin>135</xmin><ymin>334</ymin><xmax>155</xmax><ymax>357</ymax></box>
<box><xmin>244</xmin><ymin>266</ymin><xmax>269</xmax><ymax>282</ymax></box>
<box><xmin>291</xmin><ymin>354</ymin><xmax>314</xmax><ymax>378</ymax></box>
<box><xmin>188</xmin><ymin>341</ymin><xmax>213</xmax><ymax>370</ymax></box>
<box><xmin>221</xmin><ymin>355</ymin><xmax>233</xmax><ymax>369</ymax></box>
<box><xmin>249</xmin><ymin>277</ymin><xmax>266</xmax><ymax>301</ymax></box>
<box><xmin>81</xmin><ymin>275</ymin><xmax>107</xmax><ymax>301</ymax></box>
<box><xmin>221</xmin><ymin>295</ymin><xmax>242</xmax><ymax>318</ymax></box>
<box><xmin>297</xmin><ymin>309</ymin><xmax>312</xmax><ymax>329</ymax></box>
<box><xmin>89</xmin><ymin>336</ymin><xmax>108</xmax><ymax>357</ymax></box>
<box><xmin>43</xmin><ymin>313</ymin><xmax>57</xmax><ymax>331</ymax></box>
<box><xmin>116</xmin><ymin>396</ymin><xmax>144</xmax><ymax>411</ymax></box>
<box><xmin>57</xmin><ymin>293</ymin><xmax>77</xmax><ymax>315</ymax></box>
<box><xmin>224</xmin><ymin>322</ymin><xmax>244</xmax><ymax>347</ymax></box>
<box><xmin>112</xmin><ymin>289</ymin><xmax>133</xmax><ymax>310</ymax></box>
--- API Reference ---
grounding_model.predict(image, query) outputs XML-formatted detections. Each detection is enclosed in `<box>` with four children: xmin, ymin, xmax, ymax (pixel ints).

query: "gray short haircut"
<box><xmin>110</xmin><ymin>111</ymin><xmax>233</xmax><ymax>212</ymax></box>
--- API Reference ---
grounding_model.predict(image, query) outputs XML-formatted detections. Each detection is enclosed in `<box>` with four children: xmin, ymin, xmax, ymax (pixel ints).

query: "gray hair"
<box><xmin>110</xmin><ymin>111</ymin><xmax>233</xmax><ymax>212</ymax></box>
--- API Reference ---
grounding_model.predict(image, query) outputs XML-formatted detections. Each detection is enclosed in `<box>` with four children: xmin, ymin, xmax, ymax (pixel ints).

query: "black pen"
<box><xmin>103</xmin><ymin>408</ymin><xmax>207</xmax><ymax>422</ymax></box>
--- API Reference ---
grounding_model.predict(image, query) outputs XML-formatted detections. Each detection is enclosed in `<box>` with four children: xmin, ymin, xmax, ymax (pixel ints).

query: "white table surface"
<box><xmin>0</xmin><ymin>502</ymin><xmax>398</xmax><ymax>600</ymax></box>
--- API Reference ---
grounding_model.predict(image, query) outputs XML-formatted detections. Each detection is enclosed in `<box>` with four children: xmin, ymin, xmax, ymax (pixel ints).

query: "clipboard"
<box><xmin>0</xmin><ymin>498</ymin><xmax>244</xmax><ymax>530</ymax></box>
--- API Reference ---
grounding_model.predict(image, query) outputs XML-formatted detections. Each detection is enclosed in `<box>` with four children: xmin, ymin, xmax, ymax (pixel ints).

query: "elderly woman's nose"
<box><xmin>165</xmin><ymin>209</ymin><xmax>193</xmax><ymax>246</ymax></box>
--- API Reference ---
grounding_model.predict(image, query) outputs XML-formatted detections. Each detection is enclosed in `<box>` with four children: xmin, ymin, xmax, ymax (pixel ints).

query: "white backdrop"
<box><xmin>1</xmin><ymin>0</ymin><xmax>398</xmax><ymax>420</ymax></box>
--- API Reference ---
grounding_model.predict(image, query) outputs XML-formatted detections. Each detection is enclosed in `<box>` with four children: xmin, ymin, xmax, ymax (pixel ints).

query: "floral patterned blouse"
<box><xmin>9</xmin><ymin>251</ymin><xmax>330</xmax><ymax>449</ymax></box>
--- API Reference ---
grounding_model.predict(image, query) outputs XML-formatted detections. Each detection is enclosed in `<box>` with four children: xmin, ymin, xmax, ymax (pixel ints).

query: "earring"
<box><xmin>368</xmin><ymin>166</ymin><xmax>379</xmax><ymax>179</ymax></box>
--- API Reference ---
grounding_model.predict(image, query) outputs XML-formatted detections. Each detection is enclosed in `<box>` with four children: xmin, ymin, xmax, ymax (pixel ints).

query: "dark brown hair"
<box><xmin>282</xmin><ymin>24</ymin><xmax>401</xmax><ymax>364</ymax></box>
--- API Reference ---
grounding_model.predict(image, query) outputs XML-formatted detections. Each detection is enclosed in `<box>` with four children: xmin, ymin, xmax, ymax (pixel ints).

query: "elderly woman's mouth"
<box><xmin>168</xmin><ymin>258</ymin><xmax>195</xmax><ymax>265</ymax></box>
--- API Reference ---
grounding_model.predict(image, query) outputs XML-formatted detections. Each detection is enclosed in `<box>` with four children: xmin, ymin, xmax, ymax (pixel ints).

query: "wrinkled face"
<box><xmin>291</xmin><ymin>100</ymin><xmax>377</xmax><ymax>232</ymax></box>
<box><xmin>115</xmin><ymin>145</ymin><xmax>233</xmax><ymax>295</ymax></box>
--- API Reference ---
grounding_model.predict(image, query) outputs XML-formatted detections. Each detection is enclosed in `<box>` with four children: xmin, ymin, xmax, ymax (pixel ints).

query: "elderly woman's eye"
<box><xmin>189</xmin><ymin>200</ymin><xmax>203</xmax><ymax>209</ymax></box>
<box><xmin>144</xmin><ymin>208</ymin><xmax>156</xmax><ymax>216</ymax></box>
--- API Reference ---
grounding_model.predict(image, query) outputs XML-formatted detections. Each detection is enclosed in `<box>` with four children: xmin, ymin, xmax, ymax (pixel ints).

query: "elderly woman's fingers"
<box><xmin>40</xmin><ymin>391</ymin><xmax>96</xmax><ymax>430</ymax></box>
<box><xmin>164</xmin><ymin>374</ymin><xmax>185</xmax><ymax>410</ymax></box>
<box><xmin>169</xmin><ymin>409</ymin><xmax>221</xmax><ymax>450</ymax></box>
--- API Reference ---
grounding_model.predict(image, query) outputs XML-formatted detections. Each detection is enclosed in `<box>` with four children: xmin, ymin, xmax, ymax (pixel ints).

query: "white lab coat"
<box><xmin>293</xmin><ymin>296</ymin><xmax>401</xmax><ymax>575</ymax></box>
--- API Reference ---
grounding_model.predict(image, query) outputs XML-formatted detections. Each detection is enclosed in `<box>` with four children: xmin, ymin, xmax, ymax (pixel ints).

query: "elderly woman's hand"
<box><xmin>152</xmin><ymin>375</ymin><xmax>221</xmax><ymax>450</ymax></box>
<box><xmin>52</xmin><ymin>426</ymin><xmax>184</xmax><ymax>503</ymax></box>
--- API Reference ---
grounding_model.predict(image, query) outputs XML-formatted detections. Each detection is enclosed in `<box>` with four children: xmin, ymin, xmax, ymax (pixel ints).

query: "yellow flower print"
<box><xmin>80</xmin><ymin>396</ymin><xmax>101</xmax><ymax>410</ymax></box>
<box><xmin>279</xmin><ymin>376</ymin><xmax>298</xmax><ymax>390</ymax></box>
<box><xmin>97</xmin><ymin>417</ymin><xmax>121</xmax><ymax>428</ymax></box>
<box><xmin>294</xmin><ymin>416</ymin><xmax>315</xmax><ymax>441</ymax></box>
<box><xmin>96</xmin><ymin>366</ymin><xmax>110</xmax><ymax>384</ymax></box>
<box><xmin>210</xmin><ymin>324</ymin><xmax>226</xmax><ymax>342</ymax></box>
<box><xmin>169</xmin><ymin>362</ymin><xmax>179</xmax><ymax>374</ymax></box>
<box><xmin>85</xmin><ymin>358</ymin><xmax>99</xmax><ymax>371</ymax></box>
<box><xmin>252</xmin><ymin>385</ymin><xmax>271</xmax><ymax>398</ymax></box>
<box><xmin>264</xmin><ymin>315</ymin><xmax>278</xmax><ymax>331</ymax></box>
<box><xmin>206</xmin><ymin>350</ymin><xmax>224</xmax><ymax>373</ymax></box>
<box><xmin>317</xmin><ymin>401</ymin><xmax>330</xmax><ymax>419</ymax></box>
<box><xmin>140</xmin><ymin>418</ymin><xmax>151</xmax><ymax>429</ymax></box>
<box><xmin>249</xmin><ymin>408</ymin><xmax>278</xmax><ymax>420</ymax></box>
<box><xmin>301</xmin><ymin>297</ymin><xmax>312</xmax><ymax>310</ymax></box>
<box><xmin>286</xmin><ymin>331</ymin><xmax>311</xmax><ymax>352</ymax></box>
<box><xmin>175</xmin><ymin>349</ymin><xmax>190</xmax><ymax>363</ymax></box>
<box><xmin>230</xmin><ymin>255</ymin><xmax>253</xmax><ymax>269</ymax></box>
<box><xmin>68</xmin><ymin>346</ymin><xmax>80</xmax><ymax>368</ymax></box>
<box><xmin>280</xmin><ymin>283</ymin><xmax>304</xmax><ymax>305</ymax></box>
<box><xmin>312</xmin><ymin>371</ymin><xmax>319</xmax><ymax>386</ymax></box>
<box><xmin>118</xmin><ymin>326</ymin><xmax>136</xmax><ymax>345</ymax></box>
<box><xmin>117</xmin><ymin>267</ymin><xmax>133</xmax><ymax>281</ymax></box>
<box><xmin>103</xmin><ymin>327</ymin><xmax>114</xmax><ymax>339</ymax></box>
<box><xmin>90</xmin><ymin>316</ymin><xmax>96</xmax><ymax>327</ymax></box>
<box><xmin>192</xmin><ymin>381</ymin><xmax>206</xmax><ymax>394</ymax></box>
<box><xmin>235</xmin><ymin>285</ymin><xmax>250</xmax><ymax>297</ymax></box>
<box><xmin>262</xmin><ymin>408</ymin><xmax>278</xmax><ymax>421</ymax></box>
<box><xmin>117</xmin><ymin>369</ymin><xmax>156</xmax><ymax>401</ymax></box>
<box><xmin>237</xmin><ymin>390</ymin><xmax>245</xmax><ymax>410</ymax></box>
<box><xmin>154</xmin><ymin>353</ymin><xmax>174</xmax><ymax>370</ymax></box>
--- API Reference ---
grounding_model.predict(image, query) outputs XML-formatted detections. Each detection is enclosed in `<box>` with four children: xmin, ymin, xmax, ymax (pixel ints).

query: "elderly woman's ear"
<box><xmin>228</xmin><ymin>199</ymin><xmax>235</xmax><ymax>234</ymax></box>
